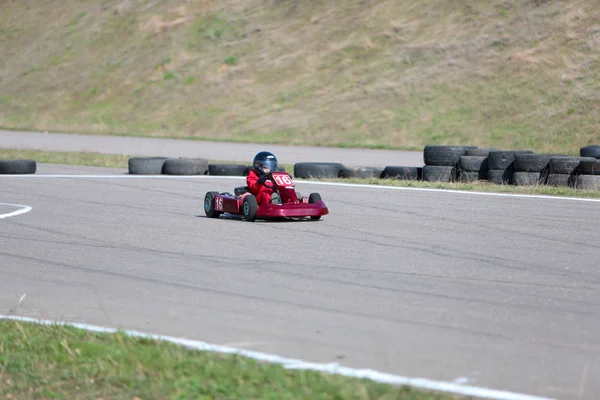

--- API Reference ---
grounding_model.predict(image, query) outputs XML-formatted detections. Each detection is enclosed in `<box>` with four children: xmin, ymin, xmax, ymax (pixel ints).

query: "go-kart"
<box><xmin>203</xmin><ymin>171</ymin><xmax>328</xmax><ymax>222</ymax></box>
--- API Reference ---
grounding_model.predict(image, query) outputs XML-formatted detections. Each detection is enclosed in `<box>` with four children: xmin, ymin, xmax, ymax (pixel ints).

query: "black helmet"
<box><xmin>253</xmin><ymin>151</ymin><xmax>278</xmax><ymax>176</ymax></box>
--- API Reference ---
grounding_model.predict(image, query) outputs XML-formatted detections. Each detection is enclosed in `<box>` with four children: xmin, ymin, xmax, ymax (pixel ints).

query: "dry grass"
<box><xmin>0</xmin><ymin>0</ymin><xmax>598</xmax><ymax>153</ymax></box>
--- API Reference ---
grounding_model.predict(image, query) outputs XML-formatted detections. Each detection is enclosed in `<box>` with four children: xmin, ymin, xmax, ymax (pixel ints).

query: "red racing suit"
<box><xmin>246</xmin><ymin>169</ymin><xmax>274</xmax><ymax>205</ymax></box>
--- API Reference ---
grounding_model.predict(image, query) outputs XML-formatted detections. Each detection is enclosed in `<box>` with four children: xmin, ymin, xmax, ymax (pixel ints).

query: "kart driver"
<box><xmin>246</xmin><ymin>151</ymin><xmax>280</xmax><ymax>205</ymax></box>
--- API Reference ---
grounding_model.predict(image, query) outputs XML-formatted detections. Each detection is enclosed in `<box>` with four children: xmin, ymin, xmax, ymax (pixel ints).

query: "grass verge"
<box><xmin>1</xmin><ymin>147</ymin><xmax>599</xmax><ymax>198</ymax></box>
<box><xmin>0</xmin><ymin>319</ymin><xmax>459</xmax><ymax>400</ymax></box>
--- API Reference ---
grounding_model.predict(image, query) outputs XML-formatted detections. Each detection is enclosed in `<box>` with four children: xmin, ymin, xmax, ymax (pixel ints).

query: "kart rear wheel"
<box><xmin>242</xmin><ymin>195</ymin><xmax>258</xmax><ymax>222</ymax></box>
<box><xmin>204</xmin><ymin>191</ymin><xmax>221</xmax><ymax>218</ymax></box>
<box><xmin>308</xmin><ymin>193</ymin><xmax>322</xmax><ymax>220</ymax></box>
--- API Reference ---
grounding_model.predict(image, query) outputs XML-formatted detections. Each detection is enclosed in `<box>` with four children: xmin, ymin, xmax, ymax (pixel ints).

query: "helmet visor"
<box><xmin>259</xmin><ymin>159</ymin><xmax>277</xmax><ymax>173</ymax></box>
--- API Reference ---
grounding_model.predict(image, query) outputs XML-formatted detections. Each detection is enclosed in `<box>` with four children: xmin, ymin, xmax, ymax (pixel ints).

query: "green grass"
<box><xmin>0</xmin><ymin>319</ymin><xmax>460</xmax><ymax>400</ymax></box>
<box><xmin>1</xmin><ymin>148</ymin><xmax>599</xmax><ymax>198</ymax></box>
<box><xmin>0</xmin><ymin>1</ymin><xmax>598</xmax><ymax>153</ymax></box>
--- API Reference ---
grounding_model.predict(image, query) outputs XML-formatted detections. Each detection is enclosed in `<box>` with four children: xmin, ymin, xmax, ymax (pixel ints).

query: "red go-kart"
<box><xmin>203</xmin><ymin>171</ymin><xmax>328</xmax><ymax>222</ymax></box>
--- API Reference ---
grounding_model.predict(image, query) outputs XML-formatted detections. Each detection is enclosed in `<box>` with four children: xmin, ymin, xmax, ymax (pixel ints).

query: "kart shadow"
<box><xmin>195</xmin><ymin>214</ymin><xmax>319</xmax><ymax>223</ymax></box>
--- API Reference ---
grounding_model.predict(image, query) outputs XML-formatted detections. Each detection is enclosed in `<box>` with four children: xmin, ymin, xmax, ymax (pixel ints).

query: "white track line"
<box><xmin>0</xmin><ymin>203</ymin><xmax>32</xmax><ymax>219</ymax></box>
<box><xmin>0</xmin><ymin>315</ymin><xmax>555</xmax><ymax>400</ymax></box>
<box><xmin>2</xmin><ymin>173</ymin><xmax>600</xmax><ymax>203</ymax></box>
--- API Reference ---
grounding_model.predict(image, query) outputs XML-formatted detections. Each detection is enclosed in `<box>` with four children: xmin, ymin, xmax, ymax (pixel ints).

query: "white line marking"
<box><xmin>2</xmin><ymin>174</ymin><xmax>600</xmax><ymax>203</ymax></box>
<box><xmin>0</xmin><ymin>203</ymin><xmax>33</xmax><ymax>219</ymax></box>
<box><xmin>0</xmin><ymin>315</ymin><xmax>555</xmax><ymax>400</ymax></box>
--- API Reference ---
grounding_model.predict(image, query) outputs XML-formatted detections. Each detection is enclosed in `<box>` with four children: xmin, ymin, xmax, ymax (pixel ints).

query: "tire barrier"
<box><xmin>3</xmin><ymin>143</ymin><xmax>599</xmax><ymax>192</ymax></box>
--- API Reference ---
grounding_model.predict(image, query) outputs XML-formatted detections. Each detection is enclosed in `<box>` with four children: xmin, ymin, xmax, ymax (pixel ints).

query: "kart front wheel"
<box><xmin>204</xmin><ymin>191</ymin><xmax>221</xmax><ymax>218</ymax></box>
<box><xmin>242</xmin><ymin>195</ymin><xmax>258</xmax><ymax>222</ymax></box>
<box><xmin>309</xmin><ymin>193</ymin><xmax>322</xmax><ymax>220</ymax></box>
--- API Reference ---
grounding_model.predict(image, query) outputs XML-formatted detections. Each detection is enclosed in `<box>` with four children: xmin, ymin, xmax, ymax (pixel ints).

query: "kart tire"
<box><xmin>208</xmin><ymin>163</ymin><xmax>248</xmax><ymax>176</ymax></box>
<box><xmin>163</xmin><ymin>158</ymin><xmax>209</xmax><ymax>175</ymax></box>
<box><xmin>242</xmin><ymin>195</ymin><xmax>258</xmax><ymax>222</ymax></box>
<box><xmin>204</xmin><ymin>191</ymin><xmax>222</xmax><ymax>218</ymax></box>
<box><xmin>308</xmin><ymin>193</ymin><xmax>322</xmax><ymax>220</ymax></box>
<box><xmin>128</xmin><ymin>157</ymin><xmax>167</xmax><ymax>175</ymax></box>
<box><xmin>0</xmin><ymin>159</ymin><xmax>37</xmax><ymax>174</ymax></box>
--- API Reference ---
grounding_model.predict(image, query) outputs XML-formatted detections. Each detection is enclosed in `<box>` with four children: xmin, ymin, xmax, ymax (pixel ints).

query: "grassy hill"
<box><xmin>0</xmin><ymin>0</ymin><xmax>598</xmax><ymax>153</ymax></box>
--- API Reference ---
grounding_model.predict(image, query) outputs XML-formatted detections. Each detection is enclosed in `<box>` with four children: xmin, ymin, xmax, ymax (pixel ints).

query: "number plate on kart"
<box><xmin>271</xmin><ymin>172</ymin><xmax>294</xmax><ymax>188</ymax></box>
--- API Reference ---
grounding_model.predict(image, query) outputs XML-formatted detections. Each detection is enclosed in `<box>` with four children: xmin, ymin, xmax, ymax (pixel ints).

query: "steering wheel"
<box><xmin>261</xmin><ymin>171</ymin><xmax>275</xmax><ymax>189</ymax></box>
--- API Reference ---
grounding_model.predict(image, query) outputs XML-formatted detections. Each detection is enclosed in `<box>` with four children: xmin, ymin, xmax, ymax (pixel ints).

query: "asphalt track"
<box><xmin>0</xmin><ymin>130</ymin><xmax>424</xmax><ymax>167</ymax></box>
<box><xmin>2</xmin><ymin>163</ymin><xmax>600</xmax><ymax>400</ymax></box>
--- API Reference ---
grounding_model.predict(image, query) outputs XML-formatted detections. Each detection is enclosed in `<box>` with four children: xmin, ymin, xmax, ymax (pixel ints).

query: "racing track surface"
<box><xmin>1</xmin><ymin>164</ymin><xmax>599</xmax><ymax>400</ymax></box>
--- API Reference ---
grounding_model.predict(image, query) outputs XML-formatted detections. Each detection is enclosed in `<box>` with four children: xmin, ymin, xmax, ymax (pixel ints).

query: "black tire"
<box><xmin>487</xmin><ymin>150</ymin><xmax>533</xmax><ymax>170</ymax></box>
<box><xmin>208</xmin><ymin>164</ymin><xmax>248</xmax><ymax>176</ymax></box>
<box><xmin>0</xmin><ymin>159</ymin><xmax>36</xmax><ymax>174</ymax></box>
<box><xmin>575</xmin><ymin>174</ymin><xmax>600</xmax><ymax>190</ymax></box>
<box><xmin>380</xmin><ymin>166</ymin><xmax>422</xmax><ymax>180</ymax></box>
<box><xmin>546</xmin><ymin>174</ymin><xmax>572</xmax><ymax>187</ymax></box>
<box><xmin>422</xmin><ymin>165</ymin><xmax>457</xmax><ymax>182</ymax></box>
<box><xmin>465</xmin><ymin>148</ymin><xmax>500</xmax><ymax>156</ymax></box>
<box><xmin>128</xmin><ymin>157</ymin><xmax>167</xmax><ymax>175</ymax></box>
<box><xmin>580</xmin><ymin>145</ymin><xmax>600</xmax><ymax>159</ymax></box>
<box><xmin>577</xmin><ymin>159</ymin><xmax>600</xmax><ymax>175</ymax></box>
<box><xmin>204</xmin><ymin>191</ymin><xmax>222</xmax><ymax>218</ymax></box>
<box><xmin>487</xmin><ymin>169</ymin><xmax>514</xmax><ymax>185</ymax></box>
<box><xmin>340</xmin><ymin>166</ymin><xmax>382</xmax><ymax>179</ymax></box>
<box><xmin>308</xmin><ymin>193</ymin><xmax>322</xmax><ymax>220</ymax></box>
<box><xmin>548</xmin><ymin>157</ymin><xmax>596</xmax><ymax>174</ymax></box>
<box><xmin>458</xmin><ymin>156</ymin><xmax>489</xmax><ymax>172</ymax></box>
<box><xmin>513</xmin><ymin>171</ymin><xmax>543</xmax><ymax>186</ymax></box>
<box><xmin>242</xmin><ymin>195</ymin><xmax>258</xmax><ymax>222</ymax></box>
<box><xmin>294</xmin><ymin>162</ymin><xmax>343</xmax><ymax>179</ymax></box>
<box><xmin>458</xmin><ymin>170</ymin><xmax>487</xmax><ymax>182</ymax></box>
<box><xmin>423</xmin><ymin>145</ymin><xmax>477</xmax><ymax>166</ymax></box>
<box><xmin>513</xmin><ymin>154</ymin><xmax>568</xmax><ymax>173</ymax></box>
<box><xmin>163</xmin><ymin>158</ymin><xmax>209</xmax><ymax>175</ymax></box>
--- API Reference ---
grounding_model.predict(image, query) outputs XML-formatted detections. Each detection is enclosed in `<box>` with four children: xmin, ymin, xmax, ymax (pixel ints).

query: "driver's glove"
<box><xmin>257</xmin><ymin>175</ymin><xmax>268</xmax><ymax>185</ymax></box>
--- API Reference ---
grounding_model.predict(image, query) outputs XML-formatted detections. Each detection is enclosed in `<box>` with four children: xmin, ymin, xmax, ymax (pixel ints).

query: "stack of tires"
<box><xmin>457</xmin><ymin>148</ymin><xmax>498</xmax><ymax>183</ymax></box>
<box><xmin>422</xmin><ymin>145</ymin><xmax>476</xmax><ymax>182</ymax></box>
<box><xmin>512</xmin><ymin>153</ymin><xmax>567</xmax><ymax>186</ymax></box>
<box><xmin>486</xmin><ymin>150</ymin><xmax>532</xmax><ymax>185</ymax></box>
<box><xmin>573</xmin><ymin>145</ymin><xmax>600</xmax><ymax>190</ymax></box>
<box><xmin>545</xmin><ymin>156</ymin><xmax>596</xmax><ymax>187</ymax></box>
